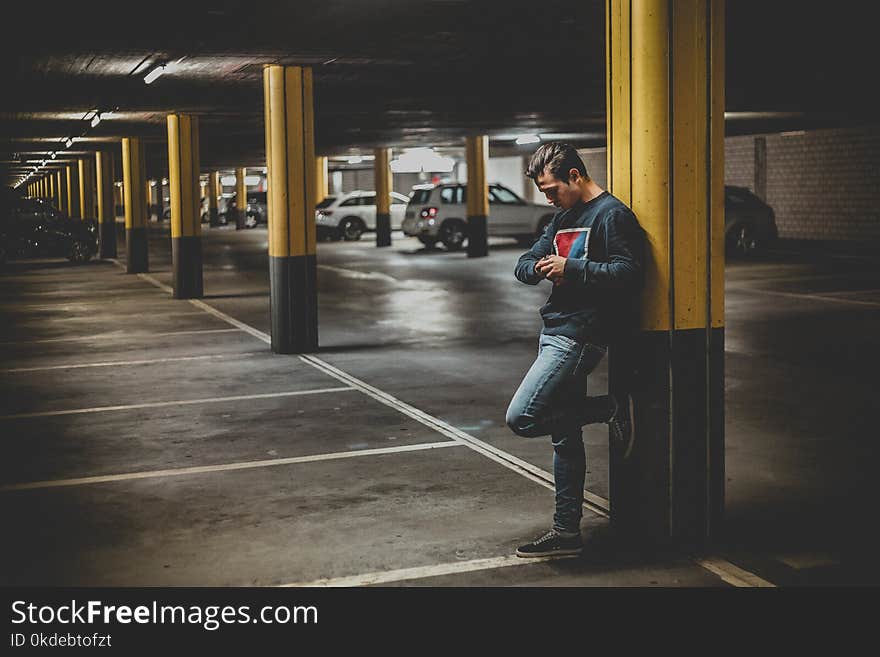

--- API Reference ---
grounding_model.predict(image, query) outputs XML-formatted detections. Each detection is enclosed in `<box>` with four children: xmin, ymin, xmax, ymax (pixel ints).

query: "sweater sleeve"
<box><xmin>514</xmin><ymin>216</ymin><xmax>557</xmax><ymax>285</ymax></box>
<box><xmin>562</xmin><ymin>208</ymin><xmax>644</xmax><ymax>289</ymax></box>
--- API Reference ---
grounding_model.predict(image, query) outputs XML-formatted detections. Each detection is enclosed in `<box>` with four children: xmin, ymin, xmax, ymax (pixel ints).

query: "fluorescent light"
<box><xmin>244</xmin><ymin>175</ymin><xmax>261</xmax><ymax>186</ymax></box>
<box><xmin>144</xmin><ymin>64</ymin><xmax>166</xmax><ymax>84</ymax></box>
<box><xmin>65</xmin><ymin>137</ymin><xmax>74</xmax><ymax>148</ymax></box>
<box><xmin>348</xmin><ymin>156</ymin><xmax>363</xmax><ymax>164</ymax></box>
<box><xmin>50</xmin><ymin>152</ymin><xmax>56</xmax><ymax>159</ymax></box>
<box><xmin>90</xmin><ymin>112</ymin><xmax>102</xmax><ymax>127</ymax></box>
<box><xmin>515</xmin><ymin>134</ymin><xmax>541</xmax><ymax>145</ymax></box>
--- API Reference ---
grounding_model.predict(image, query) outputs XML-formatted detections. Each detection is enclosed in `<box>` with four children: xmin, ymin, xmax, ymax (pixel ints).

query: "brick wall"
<box><xmin>578</xmin><ymin>126</ymin><xmax>880</xmax><ymax>242</ymax></box>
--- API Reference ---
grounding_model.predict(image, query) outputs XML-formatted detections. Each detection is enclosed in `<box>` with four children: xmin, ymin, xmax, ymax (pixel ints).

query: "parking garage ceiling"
<box><xmin>2</xmin><ymin>0</ymin><xmax>877</xmax><ymax>185</ymax></box>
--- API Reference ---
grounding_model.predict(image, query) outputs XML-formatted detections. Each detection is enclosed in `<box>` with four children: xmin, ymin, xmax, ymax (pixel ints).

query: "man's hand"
<box><xmin>536</xmin><ymin>255</ymin><xmax>566</xmax><ymax>283</ymax></box>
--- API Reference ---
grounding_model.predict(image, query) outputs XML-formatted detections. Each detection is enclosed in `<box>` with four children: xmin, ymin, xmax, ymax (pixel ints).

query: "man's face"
<box><xmin>535</xmin><ymin>168</ymin><xmax>581</xmax><ymax>210</ymax></box>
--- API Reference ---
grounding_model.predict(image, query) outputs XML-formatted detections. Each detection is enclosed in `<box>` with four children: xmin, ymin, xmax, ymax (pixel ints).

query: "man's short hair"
<box><xmin>525</xmin><ymin>142</ymin><xmax>588</xmax><ymax>182</ymax></box>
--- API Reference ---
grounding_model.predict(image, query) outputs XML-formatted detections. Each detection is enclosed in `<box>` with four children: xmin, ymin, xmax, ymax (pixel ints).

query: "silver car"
<box><xmin>401</xmin><ymin>183</ymin><xmax>556</xmax><ymax>250</ymax></box>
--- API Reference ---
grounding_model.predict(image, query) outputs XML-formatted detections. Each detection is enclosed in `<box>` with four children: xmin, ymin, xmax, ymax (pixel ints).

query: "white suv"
<box><xmin>315</xmin><ymin>190</ymin><xmax>410</xmax><ymax>241</ymax></box>
<box><xmin>401</xmin><ymin>183</ymin><xmax>556</xmax><ymax>250</ymax></box>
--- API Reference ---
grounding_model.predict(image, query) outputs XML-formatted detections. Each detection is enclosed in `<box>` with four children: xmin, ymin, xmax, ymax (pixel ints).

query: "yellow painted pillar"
<box><xmin>167</xmin><ymin>113</ymin><xmax>204</xmax><ymax>298</ymax></box>
<box><xmin>374</xmin><ymin>147</ymin><xmax>391</xmax><ymax>247</ymax></box>
<box><xmin>606</xmin><ymin>0</ymin><xmax>725</xmax><ymax>548</ymax></box>
<box><xmin>78</xmin><ymin>158</ymin><xmax>96</xmax><ymax>220</ymax></box>
<box><xmin>95</xmin><ymin>150</ymin><xmax>117</xmax><ymax>259</ymax></box>
<box><xmin>145</xmin><ymin>179</ymin><xmax>154</xmax><ymax>221</ymax></box>
<box><xmin>263</xmin><ymin>64</ymin><xmax>318</xmax><ymax>353</ymax></box>
<box><xmin>465</xmin><ymin>134</ymin><xmax>489</xmax><ymax>257</ymax></box>
<box><xmin>315</xmin><ymin>156</ymin><xmax>328</xmax><ymax>205</ymax></box>
<box><xmin>68</xmin><ymin>164</ymin><xmax>82</xmax><ymax>218</ymax></box>
<box><xmin>206</xmin><ymin>170</ymin><xmax>220</xmax><ymax>226</ymax></box>
<box><xmin>235</xmin><ymin>166</ymin><xmax>247</xmax><ymax>230</ymax></box>
<box><xmin>122</xmin><ymin>137</ymin><xmax>149</xmax><ymax>273</ymax></box>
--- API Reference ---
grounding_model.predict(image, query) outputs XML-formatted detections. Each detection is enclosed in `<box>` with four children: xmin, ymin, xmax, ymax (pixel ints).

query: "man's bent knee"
<box><xmin>506</xmin><ymin>411</ymin><xmax>545</xmax><ymax>438</ymax></box>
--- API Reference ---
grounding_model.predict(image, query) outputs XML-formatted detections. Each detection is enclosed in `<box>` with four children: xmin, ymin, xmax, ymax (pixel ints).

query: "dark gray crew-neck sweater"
<box><xmin>514</xmin><ymin>191</ymin><xmax>645</xmax><ymax>346</ymax></box>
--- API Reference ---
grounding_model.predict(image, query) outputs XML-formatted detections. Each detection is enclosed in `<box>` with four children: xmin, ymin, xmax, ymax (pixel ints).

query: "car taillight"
<box><xmin>419</xmin><ymin>207</ymin><xmax>438</xmax><ymax>219</ymax></box>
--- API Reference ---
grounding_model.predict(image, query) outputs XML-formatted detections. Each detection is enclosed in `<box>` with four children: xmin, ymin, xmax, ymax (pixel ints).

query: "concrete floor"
<box><xmin>1</xmin><ymin>221</ymin><xmax>877</xmax><ymax>586</ymax></box>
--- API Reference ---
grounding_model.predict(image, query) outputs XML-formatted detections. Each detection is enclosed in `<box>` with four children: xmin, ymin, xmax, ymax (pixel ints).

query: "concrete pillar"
<box><xmin>207</xmin><ymin>171</ymin><xmax>220</xmax><ymax>226</ymax></box>
<box><xmin>65</xmin><ymin>165</ymin><xmax>79</xmax><ymax>218</ymax></box>
<box><xmin>114</xmin><ymin>181</ymin><xmax>123</xmax><ymax>218</ymax></box>
<box><xmin>122</xmin><ymin>137</ymin><xmax>149</xmax><ymax>273</ymax></box>
<box><xmin>47</xmin><ymin>174</ymin><xmax>55</xmax><ymax>208</ymax></box>
<box><xmin>95</xmin><ymin>151</ymin><xmax>117</xmax><ymax>259</ymax></box>
<box><xmin>466</xmin><ymin>135</ymin><xmax>489</xmax><ymax>257</ymax></box>
<box><xmin>78</xmin><ymin>158</ymin><xmax>96</xmax><ymax>220</ymax></box>
<box><xmin>167</xmin><ymin>113</ymin><xmax>204</xmax><ymax>298</ymax></box>
<box><xmin>55</xmin><ymin>171</ymin><xmax>63</xmax><ymax>213</ymax></box>
<box><xmin>156</xmin><ymin>178</ymin><xmax>165</xmax><ymax>222</ymax></box>
<box><xmin>754</xmin><ymin>136</ymin><xmax>767</xmax><ymax>201</ymax></box>
<box><xmin>315</xmin><ymin>156</ymin><xmax>329</xmax><ymax>204</ymax></box>
<box><xmin>374</xmin><ymin>147</ymin><xmax>392</xmax><ymax>247</ymax></box>
<box><xmin>235</xmin><ymin>167</ymin><xmax>247</xmax><ymax>230</ymax></box>
<box><xmin>263</xmin><ymin>64</ymin><xmax>318</xmax><ymax>354</ymax></box>
<box><xmin>145</xmin><ymin>180</ymin><xmax>153</xmax><ymax>221</ymax></box>
<box><xmin>606</xmin><ymin>0</ymin><xmax>725</xmax><ymax>549</ymax></box>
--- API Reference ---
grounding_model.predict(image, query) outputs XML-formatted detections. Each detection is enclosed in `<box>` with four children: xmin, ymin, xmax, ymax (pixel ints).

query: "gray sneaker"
<box><xmin>609</xmin><ymin>392</ymin><xmax>635</xmax><ymax>459</ymax></box>
<box><xmin>516</xmin><ymin>530</ymin><xmax>583</xmax><ymax>558</ymax></box>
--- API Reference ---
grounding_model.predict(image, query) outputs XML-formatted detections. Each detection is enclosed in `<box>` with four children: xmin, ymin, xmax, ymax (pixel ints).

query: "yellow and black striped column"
<box><xmin>167</xmin><ymin>113</ymin><xmax>204</xmax><ymax>298</ymax></box>
<box><xmin>122</xmin><ymin>137</ymin><xmax>149</xmax><ymax>273</ymax></box>
<box><xmin>235</xmin><ymin>166</ymin><xmax>247</xmax><ymax>230</ymax></box>
<box><xmin>466</xmin><ymin>135</ymin><xmax>489</xmax><ymax>257</ymax></box>
<box><xmin>47</xmin><ymin>174</ymin><xmax>56</xmax><ymax>208</ymax></box>
<box><xmin>263</xmin><ymin>64</ymin><xmax>318</xmax><ymax>354</ymax></box>
<box><xmin>207</xmin><ymin>170</ymin><xmax>220</xmax><ymax>226</ymax></box>
<box><xmin>606</xmin><ymin>0</ymin><xmax>725</xmax><ymax>548</ymax></box>
<box><xmin>374</xmin><ymin>147</ymin><xmax>392</xmax><ymax>247</ymax></box>
<box><xmin>55</xmin><ymin>171</ymin><xmax>64</xmax><ymax>213</ymax></box>
<box><xmin>95</xmin><ymin>150</ymin><xmax>117</xmax><ymax>259</ymax></box>
<box><xmin>78</xmin><ymin>158</ymin><xmax>96</xmax><ymax>220</ymax></box>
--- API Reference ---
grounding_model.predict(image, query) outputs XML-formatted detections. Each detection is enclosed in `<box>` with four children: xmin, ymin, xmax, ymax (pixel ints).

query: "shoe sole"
<box><xmin>515</xmin><ymin>548</ymin><xmax>583</xmax><ymax>558</ymax></box>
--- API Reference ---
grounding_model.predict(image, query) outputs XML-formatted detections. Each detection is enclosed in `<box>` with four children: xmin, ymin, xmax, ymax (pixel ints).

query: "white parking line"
<box><xmin>1</xmin><ymin>351</ymin><xmax>266</xmax><ymax>374</ymax></box>
<box><xmin>0</xmin><ymin>387</ymin><xmax>355</xmax><ymax>420</ymax></box>
<box><xmin>0</xmin><ymin>441</ymin><xmax>459</xmax><ymax>491</ymax></box>
<box><xmin>114</xmin><ymin>266</ymin><xmax>774</xmax><ymax>587</ymax></box>
<box><xmin>282</xmin><ymin>554</ymin><xmax>566</xmax><ymax>587</ymax></box>
<box><xmin>695</xmin><ymin>558</ymin><xmax>776</xmax><ymax>587</ymax></box>
<box><xmin>727</xmin><ymin>286</ymin><xmax>880</xmax><ymax>308</ymax></box>
<box><xmin>0</xmin><ymin>327</ymin><xmax>242</xmax><ymax>347</ymax></box>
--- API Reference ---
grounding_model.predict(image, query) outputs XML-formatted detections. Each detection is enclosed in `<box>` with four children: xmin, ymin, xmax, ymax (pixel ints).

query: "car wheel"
<box><xmin>417</xmin><ymin>236</ymin><xmax>437</xmax><ymax>249</ymax></box>
<box><xmin>67</xmin><ymin>240</ymin><xmax>93</xmax><ymax>264</ymax></box>
<box><xmin>440</xmin><ymin>220</ymin><xmax>467</xmax><ymax>251</ymax></box>
<box><xmin>726</xmin><ymin>223</ymin><xmax>759</xmax><ymax>258</ymax></box>
<box><xmin>339</xmin><ymin>217</ymin><xmax>365</xmax><ymax>241</ymax></box>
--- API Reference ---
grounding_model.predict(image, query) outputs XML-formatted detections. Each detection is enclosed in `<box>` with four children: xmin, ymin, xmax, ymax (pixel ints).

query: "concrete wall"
<box><xmin>577</xmin><ymin>126</ymin><xmax>880</xmax><ymax>242</ymax></box>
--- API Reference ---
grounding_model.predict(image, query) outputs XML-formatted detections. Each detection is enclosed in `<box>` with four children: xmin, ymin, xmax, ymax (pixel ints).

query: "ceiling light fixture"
<box><xmin>90</xmin><ymin>112</ymin><xmax>102</xmax><ymax>127</ymax></box>
<box><xmin>143</xmin><ymin>64</ymin><xmax>166</xmax><ymax>84</ymax></box>
<box><xmin>515</xmin><ymin>134</ymin><xmax>541</xmax><ymax>145</ymax></box>
<box><xmin>50</xmin><ymin>152</ymin><xmax>56</xmax><ymax>159</ymax></box>
<box><xmin>65</xmin><ymin>137</ymin><xmax>74</xmax><ymax>148</ymax></box>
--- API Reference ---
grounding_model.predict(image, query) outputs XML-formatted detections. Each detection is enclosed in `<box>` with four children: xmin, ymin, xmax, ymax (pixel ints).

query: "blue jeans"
<box><xmin>505</xmin><ymin>332</ymin><xmax>614</xmax><ymax>534</ymax></box>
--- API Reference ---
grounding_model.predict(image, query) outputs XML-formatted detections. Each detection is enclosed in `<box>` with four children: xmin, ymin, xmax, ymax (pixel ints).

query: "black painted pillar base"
<box><xmin>172</xmin><ymin>236</ymin><xmax>204</xmax><ymax>299</ymax></box>
<box><xmin>376</xmin><ymin>213</ymin><xmax>391</xmax><ymax>247</ymax></box>
<box><xmin>209</xmin><ymin>208</ymin><xmax>220</xmax><ymax>227</ymax></box>
<box><xmin>236</xmin><ymin>209</ymin><xmax>246</xmax><ymax>230</ymax></box>
<box><xmin>125</xmin><ymin>227</ymin><xmax>149</xmax><ymax>273</ymax></box>
<box><xmin>608</xmin><ymin>327</ymin><xmax>724</xmax><ymax>550</ymax></box>
<box><xmin>466</xmin><ymin>215</ymin><xmax>488</xmax><ymax>257</ymax></box>
<box><xmin>99</xmin><ymin>221</ymin><xmax>117</xmax><ymax>259</ymax></box>
<box><xmin>269</xmin><ymin>255</ymin><xmax>318</xmax><ymax>354</ymax></box>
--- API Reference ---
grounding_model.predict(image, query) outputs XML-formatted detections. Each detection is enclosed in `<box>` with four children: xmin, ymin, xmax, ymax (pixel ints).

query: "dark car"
<box><xmin>0</xmin><ymin>197</ymin><xmax>98</xmax><ymax>266</ymax></box>
<box><xmin>724</xmin><ymin>185</ymin><xmax>778</xmax><ymax>257</ymax></box>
